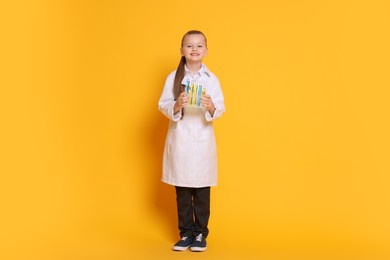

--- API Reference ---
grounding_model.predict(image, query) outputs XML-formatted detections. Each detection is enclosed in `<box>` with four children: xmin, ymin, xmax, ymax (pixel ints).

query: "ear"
<box><xmin>180</xmin><ymin>48</ymin><xmax>184</xmax><ymax>56</ymax></box>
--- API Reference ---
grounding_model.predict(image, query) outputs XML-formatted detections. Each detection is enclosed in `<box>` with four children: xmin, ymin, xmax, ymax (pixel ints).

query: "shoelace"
<box><xmin>195</xmin><ymin>234</ymin><xmax>203</xmax><ymax>242</ymax></box>
<box><xmin>181</xmin><ymin>237</ymin><xmax>188</xmax><ymax>241</ymax></box>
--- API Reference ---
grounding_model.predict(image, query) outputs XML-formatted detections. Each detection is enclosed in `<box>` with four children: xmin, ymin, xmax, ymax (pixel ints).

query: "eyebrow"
<box><xmin>184</xmin><ymin>42</ymin><xmax>205</xmax><ymax>45</ymax></box>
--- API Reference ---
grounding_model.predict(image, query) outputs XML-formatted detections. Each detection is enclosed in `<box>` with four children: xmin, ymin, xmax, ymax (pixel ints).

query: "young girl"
<box><xmin>158</xmin><ymin>30</ymin><xmax>225</xmax><ymax>252</ymax></box>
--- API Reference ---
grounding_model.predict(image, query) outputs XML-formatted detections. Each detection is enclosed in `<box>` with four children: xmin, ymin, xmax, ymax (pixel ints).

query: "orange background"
<box><xmin>1</xmin><ymin>0</ymin><xmax>389</xmax><ymax>259</ymax></box>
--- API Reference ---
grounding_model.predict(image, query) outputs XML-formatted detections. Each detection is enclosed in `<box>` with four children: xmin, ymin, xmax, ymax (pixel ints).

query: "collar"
<box><xmin>184</xmin><ymin>64</ymin><xmax>211</xmax><ymax>78</ymax></box>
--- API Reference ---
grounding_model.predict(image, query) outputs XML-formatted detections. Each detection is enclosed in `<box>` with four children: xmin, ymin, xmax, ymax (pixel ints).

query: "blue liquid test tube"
<box><xmin>185</xmin><ymin>80</ymin><xmax>190</xmax><ymax>93</ymax></box>
<box><xmin>197</xmin><ymin>85</ymin><xmax>203</xmax><ymax>106</ymax></box>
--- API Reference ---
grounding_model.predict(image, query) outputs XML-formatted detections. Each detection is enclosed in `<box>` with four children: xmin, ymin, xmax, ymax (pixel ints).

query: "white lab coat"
<box><xmin>158</xmin><ymin>64</ymin><xmax>225</xmax><ymax>187</ymax></box>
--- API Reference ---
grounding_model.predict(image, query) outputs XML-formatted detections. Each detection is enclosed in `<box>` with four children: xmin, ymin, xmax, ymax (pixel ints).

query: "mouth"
<box><xmin>191</xmin><ymin>53</ymin><xmax>200</xmax><ymax>56</ymax></box>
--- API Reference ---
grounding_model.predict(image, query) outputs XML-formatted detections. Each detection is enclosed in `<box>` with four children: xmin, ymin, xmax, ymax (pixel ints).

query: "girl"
<box><xmin>158</xmin><ymin>30</ymin><xmax>225</xmax><ymax>252</ymax></box>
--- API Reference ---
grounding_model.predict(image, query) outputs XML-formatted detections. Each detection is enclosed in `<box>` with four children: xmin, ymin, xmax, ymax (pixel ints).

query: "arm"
<box><xmin>158</xmin><ymin>72</ymin><xmax>182</xmax><ymax>121</ymax></box>
<box><xmin>203</xmin><ymin>77</ymin><xmax>225</xmax><ymax>122</ymax></box>
<box><xmin>158</xmin><ymin>72</ymin><xmax>189</xmax><ymax>121</ymax></box>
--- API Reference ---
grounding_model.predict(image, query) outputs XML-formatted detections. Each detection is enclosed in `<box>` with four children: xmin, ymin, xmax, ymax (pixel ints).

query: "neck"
<box><xmin>186</xmin><ymin>61</ymin><xmax>202</xmax><ymax>73</ymax></box>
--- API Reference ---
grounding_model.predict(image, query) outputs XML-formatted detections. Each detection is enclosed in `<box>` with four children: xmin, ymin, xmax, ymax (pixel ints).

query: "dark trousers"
<box><xmin>175</xmin><ymin>186</ymin><xmax>210</xmax><ymax>238</ymax></box>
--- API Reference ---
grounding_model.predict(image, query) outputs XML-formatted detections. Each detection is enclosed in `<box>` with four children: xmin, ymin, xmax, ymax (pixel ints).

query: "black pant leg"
<box><xmin>193</xmin><ymin>187</ymin><xmax>210</xmax><ymax>238</ymax></box>
<box><xmin>175</xmin><ymin>186</ymin><xmax>194</xmax><ymax>237</ymax></box>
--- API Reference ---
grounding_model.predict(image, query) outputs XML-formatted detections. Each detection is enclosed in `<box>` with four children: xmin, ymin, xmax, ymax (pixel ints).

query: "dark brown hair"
<box><xmin>173</xmin><ymin>30</ymin><xmax>207</xmax><ymax>100</ymax></box>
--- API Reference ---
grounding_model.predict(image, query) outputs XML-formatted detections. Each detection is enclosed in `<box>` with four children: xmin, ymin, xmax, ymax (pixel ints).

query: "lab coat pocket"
<box><xmin>169</xmin><ymin>129</ymin><xmax>189</xmax><ymax>156</ymax></box>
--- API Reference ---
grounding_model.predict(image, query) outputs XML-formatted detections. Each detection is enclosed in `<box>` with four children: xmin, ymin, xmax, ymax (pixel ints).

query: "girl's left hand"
<box><xmin>201</xmin><ymin>94</ymin><xmax>216</xmax><ymax>115</ymax></box>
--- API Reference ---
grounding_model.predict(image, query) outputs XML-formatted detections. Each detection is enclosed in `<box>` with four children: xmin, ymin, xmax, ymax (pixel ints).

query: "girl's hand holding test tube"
<box><xmin>201</xmin><ymin>94</ymin><xmax>216</xmax><ymax>116</ymax></box>
<box><xmin>174</xmin><ymin>92</ymin><xmax>189</xmax><ymax>114</ymax></box>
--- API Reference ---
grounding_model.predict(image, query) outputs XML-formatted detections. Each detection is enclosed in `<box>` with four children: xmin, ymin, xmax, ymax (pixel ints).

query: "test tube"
<box><xmin>197</xmin><ymin>85</ymin><xmax>203</xmax><ymax>106</ymax></box>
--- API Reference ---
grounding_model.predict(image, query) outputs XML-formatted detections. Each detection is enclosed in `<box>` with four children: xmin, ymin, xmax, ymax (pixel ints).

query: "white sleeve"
<box><xmin>205</xmin><ymin>77</ymin><xmax>225</xmax><ymax>122</ymax></box>
<box><xmin>158</xmin><ymin>72</ymin><xmax>182</xmax><ymax>121</ymax></box>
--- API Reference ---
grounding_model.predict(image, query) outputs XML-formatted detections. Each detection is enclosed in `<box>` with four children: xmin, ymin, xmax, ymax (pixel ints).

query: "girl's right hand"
<box><xmin>175</xmin><ymin>92</ymin><xmax>189</xmax><ymax>109</ymax></box>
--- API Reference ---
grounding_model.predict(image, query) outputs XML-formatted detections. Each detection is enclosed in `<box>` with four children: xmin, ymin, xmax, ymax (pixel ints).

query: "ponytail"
<box><xmin>173</xmin><ymin>56</ymin><xmax>186</xmax><ymax>100</ymax></box>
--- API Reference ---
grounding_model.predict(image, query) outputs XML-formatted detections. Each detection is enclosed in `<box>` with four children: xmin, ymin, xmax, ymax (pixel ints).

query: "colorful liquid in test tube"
<box><xmin>189</xmin><ymin>83</ymin><xmax>194</xmax><ymax>105</ymax></box>
<box><xmin>197</xmin><ymin>85</ymin><xmax>203</xmax><ymax>106</ymax></box>
<box><xmin>193</xmin><ymin>85</ymin><xmax>199</xmax><ymax>106</ymax></box>
<box><xmin>185</xmin><ymin>81</ymin><xmax>206</xmax><ymax>107</ymax></box>
<box><xmin>185</xmin><ymin>80</ymin><xmax>190</xmax><ymax>93</ymax></box>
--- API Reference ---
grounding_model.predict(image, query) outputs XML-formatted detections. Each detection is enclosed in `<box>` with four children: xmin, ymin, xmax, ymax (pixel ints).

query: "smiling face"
<box><xmin>180</xmin><ymin>33</ymin><xmax>208</xmax><ymax>64</ymax></box>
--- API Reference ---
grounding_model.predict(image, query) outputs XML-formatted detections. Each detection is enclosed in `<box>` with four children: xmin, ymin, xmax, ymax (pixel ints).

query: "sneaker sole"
<box><xmin>173</xmin><ymin>245</ymin><xmax>190</xmax><ymax>251</ymax></box>
<box><xmin>190</xmin><ymin>246</ymin><xmax>207</xmax><ymax>252</ymax></box>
